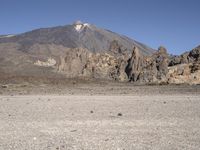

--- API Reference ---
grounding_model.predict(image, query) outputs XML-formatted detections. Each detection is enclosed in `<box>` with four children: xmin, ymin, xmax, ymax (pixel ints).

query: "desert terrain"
<box><xmin>0</xmin><ymin>20</ymin><xmax>199</xmax><ymax>150</ymax></box>
<box><xmin>0</xmin><ymin>1</ymin><xmax>199</xmax><ymax>149</ymax></box>
<box><xmin>0</xmin><ymin>82</ymin><xmax>200</xmax><ymax>150</ymax></box>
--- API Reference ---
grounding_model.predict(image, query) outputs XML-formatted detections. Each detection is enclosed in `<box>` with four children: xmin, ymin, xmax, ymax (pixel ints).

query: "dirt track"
<box><xmin>0</xmin><ymin>91</ymin><xmax>200</xmax><ymax>149</ymax></box>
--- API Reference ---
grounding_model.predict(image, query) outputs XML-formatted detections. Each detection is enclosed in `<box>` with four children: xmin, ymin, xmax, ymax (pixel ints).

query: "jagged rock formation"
<box><xmin>123</xmin><ymin>45</ymin><xmax>200</xmax><ymax>84</ymax></box>
<box><xmin>0</xmin><ymin>42</ymin><xmax>199</xmax><ymax>84</ymax></box>
<box><xmin>58</xmin><ymin>48</ymin><xmax>89</xmax><ymax>77</ymax></box>
<box><xmin>125</xmin><ymin>46</ymin><xmax>169</xmax><ymax>83</ymax></box>
<box><xmin>168</xmin><ymin>46</ymin><xmax>200</xmax><ymax>84</ymax></box>
<box><xmin>125</xmin><ymin>47</ymin><xmax>143</xmax><ymax>81</ymax></box>
<box><xmin>169</xmin><ymin>46</ymin><xmax>200</xmax><ymax>66</ymax></box>
<box><xmin>53</xmin><ymin>45</ymin><xmax>199</xmax><ymax>85</ymax></box>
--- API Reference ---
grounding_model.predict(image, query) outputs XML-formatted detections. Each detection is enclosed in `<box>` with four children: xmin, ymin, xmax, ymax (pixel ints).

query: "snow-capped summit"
<box><xmin>73</xmin><ymin>21</ymin><xmax>90</xmax><ymax>32</ymax></box>
<box><xmin>0</xmin><ymin>22</ymin><xmax>154</xmax><ymax>54</ymax></box>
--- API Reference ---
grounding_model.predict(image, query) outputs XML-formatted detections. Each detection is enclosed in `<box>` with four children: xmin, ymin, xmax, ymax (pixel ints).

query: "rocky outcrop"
<box><xmin>56</xmin><ymin>46</ymin><xmax>129</xmax><ymax>81</ymax></box>
<box><xmin>1</xmin><ymin>40</ymin><xmax>198</xmax><ymax>85</ymax></box>
<box><xmin>82</xmin><ymin>53</ymin><xmax>119</xmax><ymax>79</ymax></box>
<box><xmin>154</xmin><ymin>46</ymin><xmax>169</xmax><ymax>81</ymax></box>
<box><xmin>122</xmin><ymin>45</ymin><xmax>200</xmax><ymax>85</ymax></box>
<box><xmin>125</xmin><ymin>47</ymin><xmax>144</xmax><ymax>81</ymax></box>
<box><xmin>82</xmin><ymin>53</ymin><xmax>116</xmax><ymax>78</ymax></box>
<box><xmin>57</xmin><ymin>48</ymin><xmax>89</xmax><ymax>77</ymax></box>
<box><xmin>168</xmin><ymin>46</ymin><xmax>200</xmax><ymax>84</ymax></box>
<box><xmin>55</xmin><ymin>45</ymin><xmax>200</xmax><ymax>85</ymax></box>
<box><xmin>125</xmin><ymin>46</ymin><xmax>169</xmax><ymax>83</ymax></box>
<box><xmin>169</xmin><ymin>46</ymin><xmax>200</xmax><ymax>66</ymax></box>
<box><xmin>168</xmin><ymin>63</ymin><xmax>200</xmax><ymax>85</ymax></box>
<box><xmin>189</xmin><ymin>46</ymin><xmax>200</xmax><ymax>62</ymax></box>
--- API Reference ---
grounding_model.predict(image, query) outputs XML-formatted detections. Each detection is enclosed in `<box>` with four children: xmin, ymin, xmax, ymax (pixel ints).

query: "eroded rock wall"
<box><xmin>55</xmin><ymin>45</ymin><xmax>200</xmax><ymax>84</ymax></box>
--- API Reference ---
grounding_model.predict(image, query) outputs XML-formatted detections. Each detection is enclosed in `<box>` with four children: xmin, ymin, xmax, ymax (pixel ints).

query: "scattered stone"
<box><xmin>70</xmin><ymin>130</ymin><xmax>77</xmax><ymax>132</ymax></box>
<box><xmin>61</xmin><ymin>145</ymin><xmax>65</xmax><ymax>148</ymax></box>
<box><xmin>1</xmin><ymin>85</ymin><xmax>8</xmax><ymax>88</ymax></box>
<box><xmin>117</xmin><ymin>113</ymin><xmax>122</xmax><ymax>116</ymax></box>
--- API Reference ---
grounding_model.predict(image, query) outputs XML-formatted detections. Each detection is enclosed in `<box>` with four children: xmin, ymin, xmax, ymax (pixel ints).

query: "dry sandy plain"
<box><xmin>0</xmin><ymin>82</ymin><xmax>200</xmax><ymax>150</ymax></box>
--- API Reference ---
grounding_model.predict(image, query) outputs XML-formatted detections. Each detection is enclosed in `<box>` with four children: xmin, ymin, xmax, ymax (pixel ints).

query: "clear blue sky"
<box><xmin>0</xmin><ymin>0</ymin><xmax>199</xmax><ymax>55</ymax></box>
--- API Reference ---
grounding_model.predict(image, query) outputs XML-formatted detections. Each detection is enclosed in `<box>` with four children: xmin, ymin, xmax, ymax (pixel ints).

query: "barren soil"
<box><xmin>0</xmin><ymin>83</ymin><xmax>200</xmax><ymax>150</ymax></box>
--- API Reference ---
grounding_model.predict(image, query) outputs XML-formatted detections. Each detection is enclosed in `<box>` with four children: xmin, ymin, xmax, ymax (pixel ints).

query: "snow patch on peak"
<box><xmin>75</xmin><ymin>24</ymin><xmax>83</xmax><ymax>32</ymax></box>
<box><xmin>74</xmin><ymin>23</ymin><xmax>90</xmax><ymax>32</ymax></box>
<box><xmin>83</xmin><ymin>23</ymin><xmax>90</xmax><ymax>27</ymax></box>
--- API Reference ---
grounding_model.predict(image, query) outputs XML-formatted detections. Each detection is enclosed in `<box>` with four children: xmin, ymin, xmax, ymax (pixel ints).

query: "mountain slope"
<box><xmin>0</xmin><ymin>21</ymin><xmax>154</xmax><ymax>55</ymax></box>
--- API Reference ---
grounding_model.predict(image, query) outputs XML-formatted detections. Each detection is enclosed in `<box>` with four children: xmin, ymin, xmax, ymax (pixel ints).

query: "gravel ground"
<box><xmin>0</xmin><ymin>93</ymin><xmax>200</xmax><ymax>150</ymax></box>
